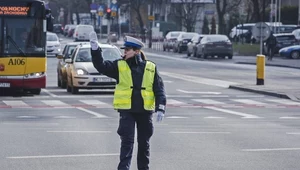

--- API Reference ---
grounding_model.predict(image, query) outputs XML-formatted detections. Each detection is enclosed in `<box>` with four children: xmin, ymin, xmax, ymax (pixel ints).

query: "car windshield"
<box><xmin>206</xmin><ymin>36</ymin><xmax>229</xmax><ymax>42</ymax></box>
<box><xmin>75</xmin><ymin>47</ymin><xmax>121</xmax><ymax>62</ymax></box>
<box><xmin>170</xmin><ymin>33</ymin><xmax>180</xmax><ymax>37</ymax></box>
<box><xmin>276</xmin><ymin>35</ymin><xmax>295</xmax><ymax>41</ymax></box>
<box><xmin>182</xmin><ymin>33</ymin><xmax>197</xmax><ymax>39</ymax></box>
<box><xmin>47</xmin><ymin>34</ymin><xmax>58</xmax><ymax>41</ymax></box>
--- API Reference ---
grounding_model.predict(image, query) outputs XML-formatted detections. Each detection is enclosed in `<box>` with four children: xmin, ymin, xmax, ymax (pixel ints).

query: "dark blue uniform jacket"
<box><xmin>91</xmin><ymin>48</ymin><xmax>166</xmax><ymax>114</ymax></box>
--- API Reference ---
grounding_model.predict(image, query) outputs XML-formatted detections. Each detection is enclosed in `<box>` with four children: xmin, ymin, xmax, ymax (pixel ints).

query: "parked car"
<box><xmin>196</xmin><ymin>34</ymin><xmax>233</xmax><ymax>59</ymax></box>
<box><xmin>65</xmin><ymin>43</ymin><xmax>121</xmax><ymax>94</ymax></box>
<box><xmin>173</xmin><ymin>32</ymin><xmax>199</xmax><ymax>53</ymax></box>
<box><xmin>163</xmin><ymin>31</ymin><xmax>185</xmax><ymax>51</ymax></box>
<box><xmin>53</xmin><ymin>24</ymin><xmax>63</xmax><ymax>34</ymax></box>
<box><xmin>279</xmin><ymin>45</ymin><xmax>300</xmax><ymax>59</ymax></box>
<box><xmin>187</xmin><ymin>34</ymin><xmax>205</xmax><ymax>57</ymax></box>
<box><xmin>46</xmin><ymin>32</ymin><xmax>62</xmax><ymax>57</ymax></box>
<box><xmin>56</xmin><ymin>42</ymin><xmax>89</xmax><ymax>88</ymax></box>
<box><xmin>73</xmin><ymin>25</ymin><xmax>94</xmax><ymax>41</ymax></box>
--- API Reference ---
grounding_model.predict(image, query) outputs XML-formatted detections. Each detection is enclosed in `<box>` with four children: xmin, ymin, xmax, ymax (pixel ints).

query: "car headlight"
<box><xmin>24</xmin><ymin>72</ymin><xmax>45</xmax><ymax>79</ymax></box>
<box><xmin>54</xmin><ymin>44</ymin><xmax>60</xmax><ymax>47</ymax></box>
<box><xmin>76</xmin><ymin>69</ymin><xmax>88</xmax><ymax>75</ymax></box>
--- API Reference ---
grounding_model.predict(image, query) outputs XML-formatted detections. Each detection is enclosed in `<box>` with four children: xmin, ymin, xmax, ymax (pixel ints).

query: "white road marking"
<box><xmin>160</xmin><ymin>72</ymin><xmax>239</xmax><ymax>88</ymax></box>
<box><xmin>286</xmin><ymin>132</ymin><xmax>300</xmax><ymax>135</ymax></box>
<box><xmin>3</xmin><ymin>101</ymin><xmax>30</xmax><ymax>108</ymax></box>
<box><xmin>200</xmin><ymin>95</ymin><xmax>230</xmax><ymax>98</ymax></box>
<box><xmin>204</xmin><ymin>116</ymin><xmax>225</xmax><ymax>119</ymax></box>
<box><xmin>204</xmin><ymin>106</ymin><xmax>261</xmax><ymax>119</ymax></box>
<box><xmin>41</xmin><ymin>100</ymin><xmax>71</xmax><ymax>108</ymax></box>
<box><xmin>16</xmin><ymin>116</ymin><xmax>38</xmax><ymax>119</ymax></box>
<box><xmin>166</xmin><ymin>116</ymin><xmax>188</xmax><ymax>119</ymax></box>
<box><xmin>266</xmin><ymin>99</ymin><xmax>300</xmax><ymax>105</ymax></box>
<box><xmin>177</xmin><ymin>89</ymin><xmax>221</xmax><ymax>94</ymax></box>
<box><xmin>167</xmin><ymin>99</ymin><xmax>187</xmax><ymax>105</ymax></box>
<box><xmin>235</xmin><ymin>95</ymin><xmax>265</xmax><ymax>98</ymax></box>
<box><xmin>79</xmin><ymin>100</ymin><xmax>112</xmax><ymax>108</ymax></box>
<box><xmin>242</xmin><ymin>148</ymin><xmax>300</xmax><ymax>152</ymax></box>
<box><xmin>54</xmin><ymin>116</ymin><xmax>76</xmax><ymax>119</ymax></box>
<box><xmin>192</xmin><ymin>99</ymin><xmax>225</xmax><ymax>105</ymax></box>
<box><xmin>76</xmin><ymin>107</ymin><xmax>108</xmax><ymax>118</ymax></box>
<box><xmin>231</xmin><ymin>99</ymin><xmax>266</xmax><ymax>105</ymax></box>
<box><xmin>279</xmin><ymin>116</ymin><xmax>300</xmax><ymax>119</ymax></box>
<box><xmin>164</xmin><ymin>80</ymin><xmax>173</xmax><ymax>83</ymax></box>
<box><xmin>7</xmin><ymin>153</ymin><xmax>119</xmax><ymax>159</ymax></box>
<box><xmin>42</xmin><ymin>89</ymin><xmax>57</xmax><ymax>97</ymax></box>
<box><xmin>47</xmin><ymin>131</ymin><xmax>111</xmax><ymax>133</ymax></box>
<box><xmin>170</xmin><ymin>132</ymin><xmax>231</xmax><ymax>134</ymax></box>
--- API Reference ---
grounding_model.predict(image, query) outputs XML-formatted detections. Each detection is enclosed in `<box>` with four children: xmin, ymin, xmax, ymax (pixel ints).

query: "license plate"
<box><xmin>79</xmin><ymin>36</ymin><xmax>84</xmax><ymax>38</ymax></box>
<box><xmin>93</xmin><ymin>77</ymin><xmax>112</xmax><ymax>82</ymax></box>
<box><xmin>0</xmin><ymin>83</ymin><xmax>10</xmax><ymax>87</ymax></box>
<box><xmin>216</xmin><ymin>45</ymin><xmax>224</xmax><ymax>48</ymax></box>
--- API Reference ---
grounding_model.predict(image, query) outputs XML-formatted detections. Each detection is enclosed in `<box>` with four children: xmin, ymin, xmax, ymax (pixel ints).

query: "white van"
<box><xmin>73</xmin><ymin>25</ymin><xmax>94</xmax><ymax>41</ymax></box>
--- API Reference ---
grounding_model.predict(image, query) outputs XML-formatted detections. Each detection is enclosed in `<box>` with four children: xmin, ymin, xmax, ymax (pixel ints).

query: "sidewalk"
<box><xmin>112</xmin><ymin>41</ymin><xmax>300</xmax><ymax>102</ymax></box>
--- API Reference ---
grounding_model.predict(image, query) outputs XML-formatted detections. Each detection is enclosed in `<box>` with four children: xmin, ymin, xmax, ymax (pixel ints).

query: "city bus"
<box><xmin>0</xmin><ymin>0</ymin><xmax>53</xmax><ymax>95</ymax></box>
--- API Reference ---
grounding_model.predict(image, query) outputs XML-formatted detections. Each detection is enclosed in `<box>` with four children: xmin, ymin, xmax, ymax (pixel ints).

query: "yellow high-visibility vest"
<box><xmin>113</xmin><ymin>60</ymin><xmax>155</xmax><ymax>110</ymax></box>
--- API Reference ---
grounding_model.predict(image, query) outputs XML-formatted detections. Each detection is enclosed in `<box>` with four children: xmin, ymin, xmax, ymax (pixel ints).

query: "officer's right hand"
<box><xmin>89</xmin><ymin>31</ymin><xmax>99</xmax><ymax>50</ymax></box>
<box><xmin>156</xmin><ymin>111</ymin><xmax>164</xmax><ymax>122</ymax></box>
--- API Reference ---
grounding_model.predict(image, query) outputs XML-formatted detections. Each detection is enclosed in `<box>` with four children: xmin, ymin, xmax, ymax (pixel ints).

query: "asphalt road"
<box><xmin>0</xmin><ymin>36</ymin><xmax>300</xmax><ymax>170</ymax></box>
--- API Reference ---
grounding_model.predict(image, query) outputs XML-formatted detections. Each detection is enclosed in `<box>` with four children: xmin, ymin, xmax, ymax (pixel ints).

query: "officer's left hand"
<box><xmin>156</xmin><ymin>111</ymin><xmax>164</xmax><ymax>122</ymax></box>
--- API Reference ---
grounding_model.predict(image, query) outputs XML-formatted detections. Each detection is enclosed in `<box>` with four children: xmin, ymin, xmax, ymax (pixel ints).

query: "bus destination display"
<box><xmin>0</xmin><ymin>6</ymin><xmax>30</xmax><ymax>16</ymax></box>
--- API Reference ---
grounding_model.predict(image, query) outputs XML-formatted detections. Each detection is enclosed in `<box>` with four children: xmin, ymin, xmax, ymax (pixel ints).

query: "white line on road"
<box><xmin>177</xmin><ymin>89</ymin><xmax>221</xmax><ymax>94</ymax></box>
<box><xmin>231</xmin><ymin>99</ymin><xmax>266</xmax><ymax>105</ymax></box>
<box><xmin>279</xmin><ymin>117</ymin><xmax>300</xmax><ymax>119</ymax></box>
<box><xmin>42</xmin><ymin>89</ymin><xmax>57</xmax><ymax>97</ymax></box>
<box><xmin>204</xmin><ymin>106</ymin><xmax>261</xmax><ymax>119</ymax></box>
<box><xmin>160</xmin><ymin>72</ymin><xmax>239</xmax><ymax>88</ymax></box>
<box><xmin>166</xmin><ymin>116</ymin><xmax>188</xmax><ymax>119</ymax></box>
<box><xmin>204</xmin><ymin>116</ymin><xmax>225</xmax><ymax>119</ymax></box>
<box><xmin>41</xmin><ymin>100</ymin><xmax>71</xmax><ymax>108</ymax></box>
<box><xmin>242</xmin><ymin>148</ymin><xmax>300</xmax><ymax>152</ymax></box>
<box><xmin>167</xmin><ymin>99</ymin><xmax>187</xmax><ymax>105</ymax></box>
<box><xmin>170</xmin><ymin>132</ymin><xmax>231</xmax><ymax>134</ymax></box>
<box><xmin>47</xmin><ymin>131</ymin><xmax>111</xmax><ymax>133</ymax></box>
<box><xmin>3</xmin><ymin>101</ymin><xmax>30</xmax><ymax>108</ymax></box>
<box><xmin>193</xmin><ymin>99</ymin><xmax>225</xmax><ymax>105</ymax></box>
<box><xmin>79</xmin><ymin>100</ymin><xmax>112</xmax><ymax>108</ymax></box>
<box><xmin>76</xmin><ymin>107</ymin><xmax>109</xmax><ymax>118</ymax></box>
<box><xmin>266</xmin><ymin>99</ymin><xmax>300</xmax><ymax>105</ymax></box>
<box><xmin>7</xmin><ymin>153</ymin><xmax>119</xmax><ymax>159</ymax></box>
<box><xmin>286</xmin><ymin>132</ymin><xmax>300</xmax><ymax>135</ymax></box>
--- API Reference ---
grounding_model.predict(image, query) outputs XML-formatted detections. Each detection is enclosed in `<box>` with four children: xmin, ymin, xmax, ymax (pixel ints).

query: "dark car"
<box><xmin>265</xmin><ymin>33</ymin><xmax>297</xmax><ymax>54</ymax></box>
<box><xmin>53</xmin><ymin>24</ymin><xmax>63</xmax><ymax>34</ymax></box>
<box><xmin>196</xmin><ymin>34</ymin><xmax>233</xmax><ymax>59</ymax></box>
<box><xmin>173</xmin><ymin>32</ymin><xmax>199</xmax><ymax>53</ymax></box>
<box><xmin>187</xmin><ymin>34</ymin><xmax>205</xmax><ymax>57</ymax></box>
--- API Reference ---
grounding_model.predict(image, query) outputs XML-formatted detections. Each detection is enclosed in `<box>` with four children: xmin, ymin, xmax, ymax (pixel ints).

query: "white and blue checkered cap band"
<box><xmin>123</xmin><ymin>36</ymin><xmax>145</xmax><ymax>49</ymax></box>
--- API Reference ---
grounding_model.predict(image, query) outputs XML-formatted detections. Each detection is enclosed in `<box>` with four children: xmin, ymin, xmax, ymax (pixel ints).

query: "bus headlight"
<box><xmin>24</xmin><ymin>72</ymin><xmax>45</xmax><ymax>79</ymax></box>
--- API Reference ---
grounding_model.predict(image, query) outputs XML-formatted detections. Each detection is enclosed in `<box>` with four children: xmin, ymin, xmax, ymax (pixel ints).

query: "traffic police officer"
<box><xmin>89</xmin><ymin>32</ymin><xmax>166</xmax><ymax>170</ymax></box>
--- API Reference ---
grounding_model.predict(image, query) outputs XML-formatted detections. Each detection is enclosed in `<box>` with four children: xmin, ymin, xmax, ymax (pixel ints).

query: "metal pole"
<box><xmin>275</xmin><ymin>0</ymin><xmax>278</xmax><ymax>33</ymax></box>
<box><xmin>107</xmin><ymin>0</ymin><xmax>111</xmax><ymax>43</ymax></box>
<box><xmin>298</xmin><ymin>0</ymin><xmax>300</xmax><ymax>25</ymax></box>
<box><xmin>279</xmin><ymin>0</ymin><xmax>281</xmax><ymax>27</ymax></box>
<box><xmin>118</xmin><ymin>6</ymin><xmax>121</xmax><ymax>40</ymax></box>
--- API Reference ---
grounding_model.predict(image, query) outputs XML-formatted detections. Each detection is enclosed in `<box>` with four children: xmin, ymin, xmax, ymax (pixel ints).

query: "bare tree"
<box><xmin>169</xmin><ymin>0</ymin><xmax>203</xmax><ymax>32</ymax></box>
<box><xmin>250</xmin><ymin>0</ymin><xmax>271</xmax><ymax>22</ymax></box>
<box><xmin>215</xmin><ymin>0</ymin><xmax>242</xmax><ymax>34</ymax></box>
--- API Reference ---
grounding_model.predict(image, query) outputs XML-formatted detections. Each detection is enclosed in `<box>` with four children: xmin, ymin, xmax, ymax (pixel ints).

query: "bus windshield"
<box><xmin>3</xmin><ymin>18</ymin><xmax>45</xmax><ymax>57</ymax></box>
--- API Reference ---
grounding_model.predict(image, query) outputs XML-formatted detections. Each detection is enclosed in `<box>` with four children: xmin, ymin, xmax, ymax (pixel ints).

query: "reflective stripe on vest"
<box><xmin>113</xmin><ymin>60</ymin><xmax>155</xmax><ymax>110</ymax></box>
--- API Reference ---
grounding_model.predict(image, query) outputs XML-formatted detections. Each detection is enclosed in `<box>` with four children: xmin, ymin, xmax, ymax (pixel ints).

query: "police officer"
<box><xmin>89</xmin><ymin>32</ymin><xmax>166</xmax><ymax>170</ymax></box>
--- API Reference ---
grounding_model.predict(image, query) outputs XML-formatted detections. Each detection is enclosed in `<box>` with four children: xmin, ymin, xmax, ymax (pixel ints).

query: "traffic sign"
<box><xmin>148</xmin><ymin>15</ymin><xmax>154</xmax><ymax>20</ymax></box>
<box><xmin>90</xmin><ymin>3</ymin><xmax>98</xmax><ymax>10</ymax></box>
<box><xmin>252</xmin><ymin>22</ymin><xmax>271</xmax><ymax>41</ymax></box>
<box><xmin>98</xmin><ymin>5</ymin><xmax>104</xmax><ymax>12</ymax></box>
<box><xmin>111</xmin><ymin>11</ymin><xmax>117</xmax><ymax>17</ymax></box>
<box><xmin>98</xmin><ymin>11</ymin><xmax>103</xmax><ymax>16</ymax></box>
<box><xmin>111</xmin><ymin>4</ymin><xmax>118</xmax><ymax>12</ymax></box>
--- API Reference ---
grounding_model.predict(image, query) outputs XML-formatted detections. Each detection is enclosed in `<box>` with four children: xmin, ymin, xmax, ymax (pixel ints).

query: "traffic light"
<box><xmin>106</xmin><ymin>8</ymin><xmax>111</xmax><ymax>20</ymax></box>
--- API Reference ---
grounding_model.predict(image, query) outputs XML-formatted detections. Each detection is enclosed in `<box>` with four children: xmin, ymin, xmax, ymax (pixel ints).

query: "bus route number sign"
<box><xmin>0</xmin><ymin>6</ymin><xmax>30</xmax><ymax>16</ymax></box>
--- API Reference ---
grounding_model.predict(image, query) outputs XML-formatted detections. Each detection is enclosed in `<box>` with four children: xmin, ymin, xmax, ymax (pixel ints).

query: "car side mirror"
<box><xmin>56</xmin><ymin>54</ymin><xmax>63</xmax><ymax>59</ymax></box>
<box><xmin>65</xmin><ymin>58</ymin><xmax>72</xmax><ymax>63</ymax></box>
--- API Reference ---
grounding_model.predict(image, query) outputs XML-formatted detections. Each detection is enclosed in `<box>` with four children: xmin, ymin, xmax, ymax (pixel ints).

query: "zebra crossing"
<box><xmin>0</xmin><ymin>98</ymin><xmax>299</xmax><ymax>109</ymax></box>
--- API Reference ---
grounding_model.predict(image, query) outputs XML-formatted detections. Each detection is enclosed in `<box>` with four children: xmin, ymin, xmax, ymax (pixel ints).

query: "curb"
<box><xmin>235</xmin><ymin>62</ymin><xmax>300</xmax><ymax>70</ymax></box>
<box><xmin>229</xmin><ymin>85</ymin><xmax>291</xmax><ymax>99</ymax></box>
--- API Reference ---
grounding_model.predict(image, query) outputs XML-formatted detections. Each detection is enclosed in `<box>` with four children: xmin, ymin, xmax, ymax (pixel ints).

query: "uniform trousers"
<box><xmin>117</xmin><ymin>111</ymin><xmax>153</xmax><ymax>170</ymax></box>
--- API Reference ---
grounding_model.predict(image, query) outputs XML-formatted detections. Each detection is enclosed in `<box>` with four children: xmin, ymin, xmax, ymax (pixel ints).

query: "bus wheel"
<box><xmin>30</xmin><ymin>89</ymin><xmax>41</xmax><ymax>95</ymax></box>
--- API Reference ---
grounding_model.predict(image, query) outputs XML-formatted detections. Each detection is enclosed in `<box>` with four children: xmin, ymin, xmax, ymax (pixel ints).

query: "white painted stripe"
<box><xmin>41</xmin><ymin>100</ymin><xmax>71</xmax><ymax>107</ymax></box>
<box><xmin>200</xmin><ymin>95</ymin><xmax>229</xmax><ymax>98</ymax></box>
<box><xmin>177</xmin><ymin>89</ymin><xmax>221</xmax><ymax>94</ymax></box>
<box><xmin>163</xmin><ymin>80</ymin><xmax>173</xmax><ymax>83</ymax></box>
<box><xmin>232</xmin><ymin>99</ymin><xmax>266</xmax><ymax>105</ymax></box>
<box><xmin>279</xmin><ymin>116</ymin><xmax>300</xmax><ymax>119</ymax></box>
<box><xmin>166</xmin><ymin>95</ymin><xmax>193</xmax><ymax>98</ymax></box>
<box><xmin>54</xmin><ymin>116</ymin><xmax>76</xmax><ymax>119</ymax></box>
<box><xmin>235</xmin><ymin>95</ymin><xmax>265</xmax><ymax>98</ymax></box>
<box><xmin>17</xmin><ymin>116</ymin><xmax>38</xmax><ymax>119</ymax></box>
<box><xmin>242</xmin><ymin>148</ymin><xmax>300</xmax><ymax>152</ymax></box>
<box><xmin>287</xmin><ymin>132</ymin><xmax>300</xmax><ymax>135</ymax></box>
<box><xmin>192</xmin><ymin>99</ymin><xmax>225</xmax><ymax>105</ymax></box>
<box><xmin>76</xmin><ymin>107</ymin><xmax>108</xmax><ymax>118</ymax></box>
<box><xmin>160</xmin><ymin>72</ymin><xmax>239</xmax><ymax>88</ymax></box>
<box><xmin>266</xmin><ymin>99</ymin><xmax>300</xmax><ymax>105</ymax></box>
<box><xmin>204</xmin><ymin>106</ymin><xmax>261</xmax><ymax>118</ymax></box>
<box><xmin>42</xmin><ymin>89</ymin><xmax>57</xmax><ymax>97</ymax></box>
<box><xmin>166</xmin><ymin>116</ymin><xmax>188</xmax><ymax>119</ymax></box>
<box><xmin>47</xmin><ymin>131</ymin><xmax>111</xmax><ymax>133</ymax></box>
<box><xmin>79</xmin><ymin>100</ymin><xmax>112</xmax><ymax>108</ymax></box>
<box><xmin>7</xmin><ymin>153</ymin><xmax>119</xmax><ymax>159</ymax></box>
<box><xmin>167</xmin><ymin>99</ymin><xmax>186</xmax><ymax>105</ymax></box>
<box><xmin>204</xmin><ymin>116</ymin><xmax>225</xmax><ymax>119</ymax></box>
<box><xmin>170</xmin><ymin>132</ymin><xmax>231</xmax><ymax>134</ymax></box>
<box><xmin>3</xmin><ymin>101</ymin><xmax>30</xmax><ymax>108</ymax></box>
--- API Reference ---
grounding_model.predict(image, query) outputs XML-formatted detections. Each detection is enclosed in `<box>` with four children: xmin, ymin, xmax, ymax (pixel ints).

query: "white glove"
<box><xmin>156</xmin><ymin>111</ymin><xmax>164</xmax><ymax>122</ymax></box>
<box><xmin>89</xmin><ymin>31</ymin><xmax>99</xmax><ymax>50</ymax></box>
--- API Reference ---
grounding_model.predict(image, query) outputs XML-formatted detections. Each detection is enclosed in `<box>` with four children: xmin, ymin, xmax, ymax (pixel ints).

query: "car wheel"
<box><xmin>67</xmin><ymin>78</ymin><xmax>71</xmax><ymax>92</ymax></box>
<box><xmin>291</xmin><ymin>51</ymin><xmax>300</xmax><ymax>59</ymax></box>
<box><xmin>228</xmin><ymin>55</ymin><xmax>233</xmax><ymax>59</ymax></box>
<box><xmin>57</xmin><ymin>74</ymin><xmax>61</xmax><ymax>87</ymax></box>
<box><xmin>61</xmin><ymin>78</ymin><xmax>67</xmax><ymax>88</ymax></box>
<box><xmin>71</xmin><ymin>78</ymin><xmax>79</xmax><ymax>94</ymax></box>
<box><xmin>187</xmin><ymin>51</ymin><xmax>191</xmax><ymax>57</ymax></box>
<box><xmin>178</xmin><ymin>47</ymin><xmax>182</xmax><ymax>53</ymax></box>
<box><xmin>30</xmin><ymin>88</ymin><xmax>41</xmax><ymax>95</ymax></box>
<box><xmin>163</xmin><ymin>46</ymin><xmax>166</xmax><ymax>51</ymax></box>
